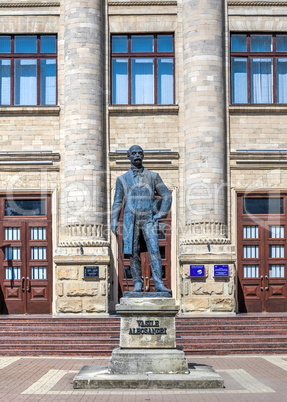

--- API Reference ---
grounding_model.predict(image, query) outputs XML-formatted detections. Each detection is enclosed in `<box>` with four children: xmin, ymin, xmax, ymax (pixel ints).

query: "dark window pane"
<box><xmin>131</xmin><ymin>58</ymin><xmax>154</xmax><ymax>104</ymax></box>
<box><xmin>277</xmin><ymin>35</ymin><xmax>287</xmax><ymax>52</ymax></box>
<box><xmin>112</xmin><ymin>36</ymin><xmax>128</xmax><ymax>53</ymax></box>
<box><xmin>231</xmin><ymin>57</ymin><xmax>247</xmax><ymax>103</ymax></box>
<box><xmin>4</xmin><ymin>247</ymin><xmax>20</xmax><ymax>260</ymax></box>
<box><xmin>0</xmin><ymin>36</ymin><xmax>11</xmax><ymax>53</ymax></box>
<box><xmin>251</xmin><ymin>58</ymin><xmax>272</xmax><ymax>103</ymax></box>
<box><xmin>158</xmin><ymin>222</ymin><xmax>166</xmax><ymax>239</ymax></box>
<box><xmin>124</xmin><ymin>266</ymin><xmax>132</xmax><ymax>279</ymax></box>
<box><xmin>40</xmin><ymin>59</ymin><xmax>56</xmax><ymax>105</ymax></box>
<box><xmin>250</xmin><ymin>35</ymin><xmax>272</xmax><ymax>52</ymax></box>
<box><xmin>5</xmin><ymin>200</ymin><xmax>46</xmax><ymax>216</ymax></box>
<box><xmin>158</xmin><ymin>58</ymin><xmax>174</xmax><ymax>104</ymax></box>
<box><xmin>158</xmin><ymin>35</ymin><xmax>173</xmax><ymax>52</ymax></box>
<box><xmin>277</xmin><ymin>58</ymin><xmax>287</xmax><ymax>103</ymax></box>
<box><xmin>231</xmin><ymin>34</ymin><xmax>247</xmax><ymax>52</ymax></box>
<box><xmin>131</xmin><ymin>35</ymin><xmax>153</xmax><ymax>52</ymax></box>
<box><xmin>244</xmin><ymin>198</ymin><xmax>283</xmax><ymax>215</ymax></box>
<box><xmin>40</xmin><ymin>36</ymin><xmax>56</xmax><ymax>53</ymax></box>
<box><xmin>112</xmin><ymin>59</ymin><xmax>128</xmax><ymax>104</ymax></box>
<box><xmin>159</xmin><ymin>246</ymin><xmax>165</xmax><ymax>259</ymax></box>
<box><xmin>0</xmin><ymin>60</ymin><xmax>11</xmax><ymax>105</ymax></box>
<box><xmin>14</xmin><ymin>59</ymin><xmax>37</xmax><ymax>105</ymax></box>
<box><xmin>15</xmin><ymin>36</ymin><xmax>37</xmax><ymax>53</ymax></box>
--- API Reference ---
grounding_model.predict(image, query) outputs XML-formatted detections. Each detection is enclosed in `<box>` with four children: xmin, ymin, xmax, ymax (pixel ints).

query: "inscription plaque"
<box><xmin>83</xmin><ymin>266</ymin><xmax>99</xmax><ymax>279</ymax></box>
<box><xmin>129</xmin><ymin>320</ymin><xmax>167</xmax><ymax>335</ymax></box>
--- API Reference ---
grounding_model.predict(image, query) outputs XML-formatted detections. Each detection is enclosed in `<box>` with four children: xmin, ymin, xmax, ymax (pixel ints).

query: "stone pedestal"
<box><xmin>117</xmin><ymin>297</ymin><xmax>178</xmax><ymax>349</ymax></box>
<box><xmin>108</xmin><ymin>348</ymin><xmax>189</xmax><ymax>375</ymax></box>
<box><xmin>73</xmin><ymin>297</ymin><xmax>224</xmax><ymax>389</ymax></box>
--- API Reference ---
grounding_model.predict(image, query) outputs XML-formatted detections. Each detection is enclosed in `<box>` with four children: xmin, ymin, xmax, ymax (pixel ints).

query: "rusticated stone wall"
<box><xmin>180</xmin><ymin>263</ymin><xmax>235</xmax><ymax>313</ymax></box>
<box><xmin>55</xmin><ymin>261</ymin><xmax>109</xmax><ymax>313</ymax></box>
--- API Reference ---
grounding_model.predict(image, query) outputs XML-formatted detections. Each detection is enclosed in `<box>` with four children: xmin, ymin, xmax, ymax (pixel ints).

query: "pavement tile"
<box><xmin>0</xmin><ymin>355</ymin><xmax>287</xmax><ymax>401</ymax></box>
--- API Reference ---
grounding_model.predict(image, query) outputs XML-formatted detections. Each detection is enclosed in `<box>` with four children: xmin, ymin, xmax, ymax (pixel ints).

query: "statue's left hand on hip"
<box><xmin>153</xmin><ymin>213</ymin><xmax>163</xmax><ymax>221</ymax></box>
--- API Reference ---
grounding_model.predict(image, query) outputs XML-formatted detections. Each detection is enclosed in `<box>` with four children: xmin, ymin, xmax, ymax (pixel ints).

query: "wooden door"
<box><xmin>237</xmin><ymin>195</ymin><xmax>287</xmax><ymax>312</ymax></box>
<box><xmin>118</xmin><ymin>214</ymin><xmax>171</xmax><ymax>295</ymax></box>
<box><xmin>0</xmin><ymin>196</ymin><xmax>52</xmax><ymax>314</ymax></box>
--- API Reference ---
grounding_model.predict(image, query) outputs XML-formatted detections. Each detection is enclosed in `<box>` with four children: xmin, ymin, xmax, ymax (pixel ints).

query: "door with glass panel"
<box><xmin>237</xmin><ymin>195</ymin><xmax>287</xmax><ymax>312</ymax></box>
<box><xmin>0</xmin><ymin>196</ymin><xmax>52</xmax><ymax>314</ymax></box>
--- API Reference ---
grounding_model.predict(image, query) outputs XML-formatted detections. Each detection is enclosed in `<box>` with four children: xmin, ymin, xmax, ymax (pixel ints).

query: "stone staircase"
<box><xmin>0</xmin><ymin>314</ymin><xmax>286</xmax><ymax>356</ymax></box>
<box><xmin>176</xmin><ymin>315</ymin><xmax>287</xmax><ymax>355</ymax></box>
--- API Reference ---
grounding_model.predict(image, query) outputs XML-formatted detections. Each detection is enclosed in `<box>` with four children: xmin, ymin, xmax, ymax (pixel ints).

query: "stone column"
<box><xmin>182</xmin><ymin>0</ymin><xmax>226</xmax><ymax>243</ymax></box>
<box><xmin>61</xmin><ymin>0</ymin><xmax>106</xmax><ymax>241</ymax></box>
<box><xmin>54</xmin><ymin>0</ymin><xmax>109</xmax><ymax>314</ymax></box>
<box><xmin>179</xmin><ymin>0</ymin><xmax>235</xmax><ymax>314</ymax></box>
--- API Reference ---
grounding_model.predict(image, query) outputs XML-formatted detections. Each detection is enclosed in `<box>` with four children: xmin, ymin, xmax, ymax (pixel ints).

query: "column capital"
<box><xmin>181</xmin><ymin>221</ymin><xmax>229</xmax><ymax>245</ymax></box>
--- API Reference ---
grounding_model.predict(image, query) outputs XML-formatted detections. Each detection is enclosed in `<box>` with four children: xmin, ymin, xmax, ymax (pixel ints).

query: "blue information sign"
<box><xmin>214</xmin><ymin>265</ymin><xmax>229</xmax><ymax>277</ymax></box>
<box><xmin>189</xmin><ymin>265</ymin><xmax>205</xmax><ymax>277</ymax></box>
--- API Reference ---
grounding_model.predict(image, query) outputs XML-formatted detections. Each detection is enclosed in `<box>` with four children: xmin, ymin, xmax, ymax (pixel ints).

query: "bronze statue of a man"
<box><xmin>111</xmin><ymin>145</ymin><xmax>172</xmax><ymax>293</ymax></box>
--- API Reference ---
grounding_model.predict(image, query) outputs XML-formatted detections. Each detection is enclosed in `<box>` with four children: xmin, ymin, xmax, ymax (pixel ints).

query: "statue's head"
<box><xmin>127</xmin><ymin>145</ymin><xmax>144</xmax><ymax>167</ymax></box>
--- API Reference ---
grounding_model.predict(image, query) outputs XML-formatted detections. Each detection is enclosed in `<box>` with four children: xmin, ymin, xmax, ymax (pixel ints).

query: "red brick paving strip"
<box><xmin>0</xmin><ymin>355</ymin><xmax>286</xmax><ymax>401</ymax></box>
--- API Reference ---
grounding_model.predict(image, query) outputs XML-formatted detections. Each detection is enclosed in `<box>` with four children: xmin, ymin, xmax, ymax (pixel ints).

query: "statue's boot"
<box><xmin>132</xmin><ymin>282</ymin><xmax>143</xmax><ymax>292</ymax></box>
<box><xmin>150</xmin><ymin>261</ymin><xmax>172</xmax><ymax>293</ymax></box>
<box><xmin>130</xmin><ymin>258</ymin><xmax>143</xmax><ymax>292</ymax></box>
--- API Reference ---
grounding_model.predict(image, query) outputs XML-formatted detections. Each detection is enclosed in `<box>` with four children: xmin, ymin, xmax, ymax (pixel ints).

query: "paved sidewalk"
<box><xmin>0</xmin><ymin>354</ymin><xmax>287</xmax><ymax>401</ymax></box>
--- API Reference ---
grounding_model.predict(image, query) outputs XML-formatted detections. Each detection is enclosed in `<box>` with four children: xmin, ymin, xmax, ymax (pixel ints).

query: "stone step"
<box><xmin>0</xmin><ymin>315</ymin><xmax>286</xmax><ymax>356</ymax></box>
<box><xmin>187</xmin><ymin>340</ymin><xmax>286</xmax><ymax>351</ymax></box>
<box><xmin>0</xmin><ymin>337</ymin><xmax>119</xmax><ymax>345</ymax></box>
<box><xmin>0</xmin><ymin>327</ymin><xmax>285</xmax><ymax>336</ymax></box>
<box><xmin>0</xmin><ymin>331</ymin><xmax>120</xmax><ymax>337</ymax></box>
<box><xmin>1</xmin><ymin>321</ymin><xmax>286</xmax><ymax>329</ymax></box>
<box><xmin>0</xmin><ymin>328</ymin><xmax>286</xmax><ymax>337</ymax></box>
<box><xmin>177</xmin><ymin>328</ymin><xmax>287</xmax><ymax>335</ymax></box>
<box><xmin>178</xmin><ymin>335</ymin><xmax>287</xmax><ymax>343</ymax></box>
<box><xmin>0</xmin><ymin>320</ymin><xmax>120</xmax><ymax>326</ymax></box>
<box><xmin>0</xmin><ymin>349</ymin><xmax>112</xmax><ymax>356</ymax></box>
<box><xmin>1</xmin><ymin>334</ymin><xmax>286</xmax><ymax>343</ymax></box>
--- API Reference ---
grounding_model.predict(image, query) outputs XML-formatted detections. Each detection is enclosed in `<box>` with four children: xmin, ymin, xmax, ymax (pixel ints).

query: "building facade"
<box><xmin>0</xmin><ymin>0</ymin><xmax>287</xmax><ymax>315</ymax></box>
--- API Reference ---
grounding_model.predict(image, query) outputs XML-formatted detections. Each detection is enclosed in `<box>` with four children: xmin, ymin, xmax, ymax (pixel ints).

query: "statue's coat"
<box><xmin>111</xmin><ymin>168</ymin><xmax>172</xmax><ymax>255</ymax></box>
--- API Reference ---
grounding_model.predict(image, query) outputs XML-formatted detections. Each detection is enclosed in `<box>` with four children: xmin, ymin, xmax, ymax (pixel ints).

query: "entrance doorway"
<box><xmin>118</xmin><ymin>214</ymin><xmax>171</xmax><ymax>296</ymax></box>
<box><xmin>0</xmin><ymin>195</ymin><xmax>52</xmax><ymax>314</ymax></box>
<box><xmin>237</xmin><ymin>194</ymin><xmax>287</xmax><ymax>312</ymax></box>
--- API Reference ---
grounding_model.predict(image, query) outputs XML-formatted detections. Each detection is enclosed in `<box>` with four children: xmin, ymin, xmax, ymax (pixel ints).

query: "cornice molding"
<box><xmin>54</xmin><ymin>255</ymin><xmax>110</xmax><ymax>265</ymax></box>
<box><xmin>0</xmin><ymin>2</ymin><xmax>60</xmax><ymax>7</ymax></box>
<box><xmin>179</xmin><ymin>253</ymin><xmax>236</xmax><ymax>264</ymax></box>
<box><xmin>109</xmin><ymin>1</ymin><xmax>177</xmax><ymax>6</ymax></box>
<box><xmin>0</xmin><ymin>152</ymin><xmax>60</xmax><ymax>162</ymax></box>
<box><xmin>109</xmin><ymin>105</ymin><xmax>179</xmax><ymax>114</ymax></box>
<box><xmin>231</xmin><ymin>151</ymin><xmax>287</xmax><ymax>160</ymax></box>
<box><xmin>109</xmin><ymin>150</ymin><xmax>179</xmax><ymax>161</ymax></box>
<box><xmin>180</xmin><ymin>238</ymin><xmax>231</xmax><ymax>245</ymax></box>
<box><xmin>229</xmin><ymin>1</ymin><xmax>287</xmax><ymax>6</ymax></box>
<box><xmin>0</xmin><ymin>106</ymin><xmax>60</xmax><ymax>116</ymax></box>
<box><xmin>58</xmin><ymin>240</ymin><xmax>109</xmax><ymax>247</ymax></box>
